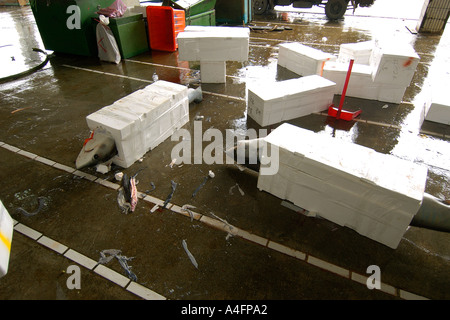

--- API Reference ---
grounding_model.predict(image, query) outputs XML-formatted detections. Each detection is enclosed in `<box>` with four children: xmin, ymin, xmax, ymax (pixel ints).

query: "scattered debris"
<box><xmin>194</xmin><ymin>114</ymin><xmax>204</xmax><ymax>121</ymax></box>
<box><xmin>181</xmin><ymin>204</ymin><xmax>197</xmax><ymax>222</ymax></box>
<box><xmin>98</xmin><ymin>249</ymin><xmax>137</xmax><ymax>281</ymax></box>
<box><xmin>163</xmin><ymin>180</ymin><xmax>177</xmax><ymax>209</ymax></box>
<box><xmin>167</xmin><ymin>158</ymin><xmax>177</xmax><ymax>168</ymax></box>
<box><xmin>96</xmin><ymin>159</ymin><xmax>113</xmax><ymax>174</ymax></box>
<box><xmin>210</xmin><ymin>212</ymin><xmax>234</xmax><ymax>233</ymax></box>
<box><xmin>188</xmin><ymin>86</ymin><xmax>203</xmax><ymax>103</ymax></box>
<box><xmin>208</xmin><ymin>170</ymin><xmax>215</xmax><ymax>179</ymax></box>
<box><xmin>182</xmin><ymin>240</ymin><xmax>198</xmax><ymax>269</ymax></box>
<box><xmin>248</xmin><ymin>24</ymin><xmax>292</xmax><ymax>32</ymax></box>
<box><xmin>382</xmin><ymin>104</ymin><xmax>389</xmax><ymax>109</ymax></box>
<box><xmin>114</xmin><ymin>172</ymin><xmax>124</xmax><ymax>182</ymax></box>
<box><xmin>229</xmin><ymin>183</ymin><xmax>245</xmax><ymax>196</ymax></box>
<box><xmin>150</xmin><ymin>204</ymin><xmax>160</xmax><ymax>213</ymax></box>
<box><xmin>192</xmin><ymin>176</ymin><xmax>208</xmax><ymax>198</ymax></box>
<box><xmin>11</xmin><ymin>107</ymin><xmax>32</xmax><ymax>114</ymax></box>
<box><xmin>145</xmin><ymin>182</ymin><xmax>156</xmax><ymax>194</ymax></box>
<box><xmin>16</xmin><ymin>196</ymin><xmax>48</xmax><ymax>217</ymax></box>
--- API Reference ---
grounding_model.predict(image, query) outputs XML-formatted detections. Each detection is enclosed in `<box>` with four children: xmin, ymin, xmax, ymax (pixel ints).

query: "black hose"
<box><xmin>0</xmin><ymin>48</ymin><xmax>50</xmax><ymax>83</ymax></box>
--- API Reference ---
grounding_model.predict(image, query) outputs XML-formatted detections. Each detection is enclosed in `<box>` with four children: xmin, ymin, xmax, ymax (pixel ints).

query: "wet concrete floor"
<box><xmin>0</xmin><ymin>1</ymin><xmax>449</xmax><ymax>301</ymax></box>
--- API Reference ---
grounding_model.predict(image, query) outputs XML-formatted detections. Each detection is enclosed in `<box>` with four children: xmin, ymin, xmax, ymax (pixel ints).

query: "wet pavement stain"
<box><xmin>0</xmin><ymin>1</ymin><xmax>449</xmax><ymax>301</ymax></box>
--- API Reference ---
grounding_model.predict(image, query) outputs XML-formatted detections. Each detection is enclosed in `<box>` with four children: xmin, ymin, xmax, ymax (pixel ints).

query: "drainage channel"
<box><xmin>0</xmin><ymin>141</ymin><xmax>429</xmax><ymax>300</ymax></box>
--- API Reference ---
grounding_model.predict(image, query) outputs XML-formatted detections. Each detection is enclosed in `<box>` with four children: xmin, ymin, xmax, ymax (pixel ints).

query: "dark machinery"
<box><xmin>253</xmin><ymin>0</ymin><xmax>375</xmax><ymax>20</ymax></box>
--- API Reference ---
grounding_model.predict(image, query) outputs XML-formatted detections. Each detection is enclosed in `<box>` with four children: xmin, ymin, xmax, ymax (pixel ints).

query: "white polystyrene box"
<box><xmin>338</xmin><ymin>41</ymin><xmax>374</xmax><ymax>65</ymax></box>
<box><xmin>376</xmin><ymin>84</ymin><xmax>407</xmax><ymax>104</ymax></box>
<box><xmin>425</xmin><ymin>90</ymin><xmax>450</xmax><ymax>125</ymax></box>
<box><xmin>370</xmin><ymin>43</ymin><xmax>420</xmax><ymax>86</ymax></box>
<box><xmin>247</xmin><ymin>75</ymin><xmax>336</xmax><ymax>126</ymax></box>
<box><xmin>1</xmin><ymin>200</ymin><xmax>13</xmax><ymax>278</ymax></box>
<box><xmin>257</xmin><ymin>124</ymin><xmax>428</xmax><ymax>248</ymax></box>
<box><xmin>200</xmin><ymin>61</ymin><xmax>226</xmax><ymax>83</ymax></box>
<box><xmin>86</xmin><ymin>81</ymin><xmax>190</xmax><ymax>168</ymax></box>
<box><xmin>278</xmin><ymin>42</ymin><xmax>337</xmax><ymax>76</ymax></box>
<box><xmin>177</xmin><ymin>28</ymin><xmax>249</xmax><ymax>62</ymax></box>
<box><xmin>322</xmin><ymin>61</ymin><xmax>375</xmax><ymax>96</ymax></box>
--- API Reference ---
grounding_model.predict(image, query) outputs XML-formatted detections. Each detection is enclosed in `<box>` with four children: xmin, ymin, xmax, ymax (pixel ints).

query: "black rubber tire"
<box><xmin>325</xmin><ymin>0</ymin><xmax>348</xmax><ymax>20</ymax></box>
<box><xmin>253</xmin><ymin>0</ymin><xmax>269</xmax><ymax>15</ymax></box>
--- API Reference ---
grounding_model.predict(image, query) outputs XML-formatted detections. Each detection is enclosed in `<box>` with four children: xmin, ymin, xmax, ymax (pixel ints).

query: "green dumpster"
<box><xmin>109</xmin><ymin>13</ymin><xmax>149</xmax><ymax>58</ymax></box>
<box><xmin>168</xmin><ymin>0</ymin><xmax>217</xmax><ymax>26</ymax></box>
<box><xmin>30</xmin><ymin>0</ymin><xmax>115</xmax><ymax>56</ymax></box>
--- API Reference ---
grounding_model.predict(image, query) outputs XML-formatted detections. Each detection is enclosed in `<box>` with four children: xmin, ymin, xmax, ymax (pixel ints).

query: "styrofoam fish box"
<box><xmin>425</xmin><ymin>90</ymin><xmax>450</xmax><ymax>125</ymax></box>
<box><xmin>1</xmin><ymin>200</ymin><xmax>13</xmax><ymax>278</ymax></box>
<box><xmin>247</xmin><ymin>75</ymin><xmax>336</xmax><ymax>126</ymax></box>
<box><xmin>322</xmin><ymin>61</ymin><xmax>407</xmax><ymax>103</ymax></box>
<box><xmin>278</xmin><ymin>42</ymin><xmax>337</xmax><ymax>76</ymax></box>
<box><xmin>322</xmin><ymin>61</ymin><xmax>376</xmax><ymax>98</ymax></box>
<box><xmin>338</xmin><ymin>41</ymin><xmax>374</xmax><ymax>65</ymax></box>
<box><xmin>200</xmin><ymin>61</ymin><xmax>226</xmax><ymax>83</ymax></box>
<box><xmin>86</xmin><ymin>81</ymin><xmax>189</xmax><ymax>168</ymax></box>
<box><xmin>257</xmin><ymin>123</ymin><xmax>427</xmax><ymax>248</ymax></box>
<box><xmin>177</xmin><ymin>27</ymin><xmax>249</xmax><ymax>62</ymax></box>
<box><xmin>370</xmin><ymin>43</ymin><xmax>420</xmax><ymax>86</ymax></box>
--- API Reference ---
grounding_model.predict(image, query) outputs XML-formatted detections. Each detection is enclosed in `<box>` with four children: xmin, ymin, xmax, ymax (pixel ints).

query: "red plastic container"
<box><xmin>147</xmin><ymin>6</ymin><xmax>185</xmax><ymax>52</ymax></box>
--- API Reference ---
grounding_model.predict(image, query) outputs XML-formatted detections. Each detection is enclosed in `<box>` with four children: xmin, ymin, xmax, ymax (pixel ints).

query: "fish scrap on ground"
<box><xmin>98</xmin><ymin>249</ymin><xmax>137</xmax><ymax>281</ymax></box>
<box><xmin>16</xmin><ymin>196</ymin><xmax>48</xmax><ymax>217</ymax></box>
<box><xmin>75</xmin><ymin>127</ymin><xmax>117</xmax><ymax>170</ymax></box>
<box><xmin>117</xmin><ymin>170</ymin><xmax>142</xmax><ymax>214</ymax></box>
<box><xmin>182</xmin><ymin>240</ymin><xmax>198</xmax><ymax>269</ymax></box>
<box><xmin>163</xmin><ymin>180</ymin><xmax>177</xmax><ymax>209</ymax></box>
<box><xmin>181</xmin><ymin>204</ymin><xmax>197</xmax><ymax>222</ymax></box>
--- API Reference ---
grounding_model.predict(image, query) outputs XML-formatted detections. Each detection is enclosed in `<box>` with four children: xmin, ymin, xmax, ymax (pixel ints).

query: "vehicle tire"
<box><xmin>253</xmin><ymin>0</ymin><xmax>269</xmax><ymax>15</ymax></box>
<box><xmin>325</xmin><ymin>0</ymin><xmax>348</xmax><ymax>20</ymax></box>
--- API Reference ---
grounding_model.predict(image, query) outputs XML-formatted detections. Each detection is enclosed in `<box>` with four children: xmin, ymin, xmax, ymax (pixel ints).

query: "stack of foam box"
<box><xmin>322</xmin><ymin>40</ymin><xmax>420</xmax><ymax>104</ymax></box>
<box><xmin>86</xmin><ymin>80</ymin><xmax>189</xmax><ymax>168</ymax></box>
<box><xmin>257</xmin><ymin>123</ymin><xmax>428</xmax><ymax>249</ymax></box>
<box><xmin>337</xmin><ymin>41</ymin><xmax>374</xmax><ymax>65</ymax></box>
<box><xmin>278</xmin><ymin>42</ymin><xmax>337</xmax><ymax>76</ymax></box>
<box><xmin>247</xmin><ymin>75</ymin><xmax>336</xmax><ymax>127</ymax></box>
<box><xmin>1</xmin><ymin>200</ymin><xmax>13</xmax><ymax>278</ymax></box>
<box><xmin>177</xmin><ymin>26</ymin><xmax>250</xmax><ymax>83</ymax></box>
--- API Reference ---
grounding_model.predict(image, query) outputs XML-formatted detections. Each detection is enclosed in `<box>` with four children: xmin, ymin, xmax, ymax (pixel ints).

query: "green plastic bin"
<box><xmin>30</xmin><ymin>0</ymin><xmax>115</xmax><ymax>56</ymax></box>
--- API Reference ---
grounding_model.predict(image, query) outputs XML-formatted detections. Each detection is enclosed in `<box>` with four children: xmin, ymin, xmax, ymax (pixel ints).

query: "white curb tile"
<box><xmin>126</xmin><ymin>281</ymin><xmax>166</xmax><ymax>300</ymax></box>
<box><xmin>73</xmin><ymin>170</ymin><xmax>97</xmax><ymax>182</ymax></box>
<box><xmin>37</xmin><ymin>236</ymin><xmax>69</xmax><ymax>254</ymax></box>
<box><xmin>2</xmin><ymin>144</ymin><xmax>20</xmax><ymax>153</ymax></box>
<box><xmin>35</xmin><ymin>156</ymin><xmax>56</xmax><ymax>166</ymax></box>
<box><xmin>143</xmin><ymin>195</ymin><xmax>164</xmax><ymax>207</ymax></box>
<box><xmin>95</xmin><ymin>179</ymin><xmax>120</xmax><ymax>190</ymax></box>
<box><xmin>18</xmin><ymin>150</ymin><xmax>37</xmax><ymax>160</ymax></box>
<box><xmin>94</xmin><ymin>264</ymin><xmax>130</xmax><ymax>288</ymax></box>
<box><xmin>307</xmin><ymin>255</ymin><xmax>350</xmax><ymax>278</ymax></box>
<box><xmin>64</xmin><ymin>249</ymin><xmax>98</xmax><ymax>270</ymax></box>
<box><xmin>53</xmin><ymin>162</ymin><xmax>76</xmax><ymax>173</ymax></box>
<box><xmin>14</xmin><ymin>223</ymin><xmax>42</xmax><ymax>240</ymax></box>
<box><xmin>399</xmin><ymin>289</ymin><xmax>428</xmax><ymax>300</ymax></box>
<box><xmin>267</xmin><ymin>241</ymin><xmax>306</xmax><ymax>260</ymax></box>
<box><xmin>234</xmin><ymin>228</ymin><xmax>269</xmax><ymax>247</ymax></box>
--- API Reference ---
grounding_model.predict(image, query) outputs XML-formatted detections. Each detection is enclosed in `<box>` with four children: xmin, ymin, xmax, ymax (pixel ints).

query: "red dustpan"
<box><xmin>327</xmin><ymin>59</ymin><xmax>362</xmax><ymax>121</ymax></box>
